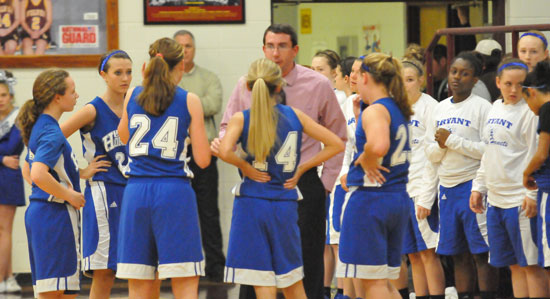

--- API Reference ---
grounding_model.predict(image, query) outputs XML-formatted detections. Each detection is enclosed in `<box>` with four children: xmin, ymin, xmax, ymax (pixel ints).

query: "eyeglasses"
<box><xmin>265</xmin><ymin>44</ymin><xmax>292</xmax><ymax>52</ymax></box>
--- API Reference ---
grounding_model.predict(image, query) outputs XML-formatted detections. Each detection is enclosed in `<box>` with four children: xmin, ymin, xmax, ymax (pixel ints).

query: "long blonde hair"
<box><xmin>361</xmin><ymin>53</ymin><xmax>413</xmax><ymax>120</ymax></box>
<box><xmin>138</xmin><ymin>37</ymin><xmax>184</xmax><ymax>116</ymax></box>
<box><xmin>246</xmin><ymin>58</ymin><xmax>285</xmax><ymax>163</ymax></box>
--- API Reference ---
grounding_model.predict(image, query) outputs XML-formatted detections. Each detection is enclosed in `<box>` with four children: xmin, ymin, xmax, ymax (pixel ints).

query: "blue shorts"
<box><xmin>336</xmin><ymin>187</ymin><xmax>409</xmax><ymax>280</ymax></box>
<box><xmin>116</xmin><ymin>177</ymin><xmax>204</xmax><ymax>280</ymax></box>
<box><xmin>82</xmin><ymin>181</ymin><xmax>124</xmax><ymax>273</ymax></box>
<box><xmin>402</xmin><ymin>197</ymin><xmax>439</xmax><ymax>254</ymax></box>
<box><xmin>225</xmin><ymin>196</ymin><xmax>303</xmax><ymax>288</ymax></box>
<box><xmin>326</xmin><ymin>184</ymin><xmax>347</xmax><ymax>245</ymax></box>
<box><xmin>437</xmin><ymin>180</ymin><xmax>489</xmax><ymax>255</ymax></box>
<box><xmin>25</xmin><ymin>200</ymin><xmax>80</xmax><ymax>296</ymax></box>
<box><xmin>487</xmin><ymin>204</ymin><xmax>538</xmax><ymax>267</ymax></box>
<box><xmin>537</xmin><ymin>191</ymin><xmax>550</xmax><ymax>267</ymax></box>
<box><xmin>0</xmin><ymin>167</ymin><xmax>26</xmax><ymax>206</ymax></box>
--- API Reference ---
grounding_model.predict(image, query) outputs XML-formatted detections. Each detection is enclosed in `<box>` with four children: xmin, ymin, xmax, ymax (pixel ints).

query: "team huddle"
<box><xmin>1</xmin><ymin>22</ymin><xmax>550</xmax><ymax>299</ymax></box>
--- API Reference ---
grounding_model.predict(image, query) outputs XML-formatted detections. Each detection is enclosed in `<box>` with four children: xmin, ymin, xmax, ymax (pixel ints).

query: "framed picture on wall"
<box><xmin>144</xmin><ymin>0</ymin><xmax>245</xmax><ymax>25</ymax></box>
<box><xmin>0</xmin><ymin>0</ymin><xmax>118</xmax><ymax>68</ymax></box>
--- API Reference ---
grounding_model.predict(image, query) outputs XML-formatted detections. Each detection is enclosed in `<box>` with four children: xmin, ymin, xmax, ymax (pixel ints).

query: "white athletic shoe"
<box><xmin>409</xmin><ymin>292</ymin><xmax>416</xmax><ymax>299</ymax></box>
<box><xmin>445</xmin><ymin>286</ymin><xmax>458</xmax><ymax>299</ymax></box>
<box><xmin>5</xmin><ymin>276</ymin><xmax>21</xmax><ymax>293</ymax></box>
<box><xmin>0</xmin><ymin>279</ymin><xmax>6</xmax><ymax>292</ymax></box>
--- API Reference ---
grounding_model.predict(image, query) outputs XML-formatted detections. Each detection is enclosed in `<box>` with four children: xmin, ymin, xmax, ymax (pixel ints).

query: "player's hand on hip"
<box><xmin>340</xmin><ymin>173</ymin><xmax>349</xmax><ymax>192</ymax></box>
<box><xmin>210</xmin><ymin>138</ymin><xmax>221</xmax><ymax>157</ymax></box>
<box><xmin>522</xmin><ymin>196</ymin><xmax>537</xmax><ymax>218</ymax></box>
<box><xmin>242</xmin><ymin>163</ymin><xmax>270</xmax><ymax>183</ymax></box>
<box><xmin>284</xmin><ymin>165</ymin><xmax>306</xmax><ymax>190</ymax></box>
<box><xmin>354</xmin><ymin>154</ymin><xmax>388</xmax><ymax>185</ymax></box>
<box><xmin>80</xmin><ymin>155</ymin><xmax>111</xmax><ymax>180</ymax></box>
<box><xmin>469</xmin><ymin>191</ymin><xmax>485</xmax><ymax>214</ymax></box>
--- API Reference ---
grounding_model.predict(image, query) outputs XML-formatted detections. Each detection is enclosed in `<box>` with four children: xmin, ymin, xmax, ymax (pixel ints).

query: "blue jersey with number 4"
<box><xmin>234</xmin><ymin>104</ymin><xmax>303</xmax><ymax>201</ymax></box>
<box><xmin>125</xmin><ymin>86</ymin><xmax>193</xmax><ymax>178</ymax></box>
<box><xmin>80</xmin><ymin>97</ymin><xmax>128</xmax><ymax>185</ymax></box>
<box><xmin>347</xmin><ymin>97</ymin><xmax>410</xmax><ymax>190</ymax></box>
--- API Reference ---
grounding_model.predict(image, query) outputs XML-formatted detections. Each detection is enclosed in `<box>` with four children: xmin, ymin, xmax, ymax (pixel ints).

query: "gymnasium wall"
<box><xmin>10</xmin><ymin>0</ymin><xmax>550</xmax><ymax>273</ymax></box>
<box><xmin>11</xmin><ymin>0</ymin><xmax>271</xmax><ymax>272</ymax></box>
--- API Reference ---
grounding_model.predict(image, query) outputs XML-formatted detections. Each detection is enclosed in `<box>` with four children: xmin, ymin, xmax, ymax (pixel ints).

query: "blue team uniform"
<box><xmin>0</xmin><ymin>107</ymin><xmax>25</xmax><ymax>206</ymax></box>
<box><xmin>25</xmin><ymin>114</ymin><xmax>81</xmax><ymax>296</ymax></box>
<box><xmin>337</xmin><ymin>97</ymin><xmax>410</xmax><ymax>280</ymax></box>
<box><xmin>116</xmin><ymin>86</ymin><xmax>204</xmax><ymax>280</ymax></box>
<box><xmin>224</xmin><ymin>104</ymin><xmax>305</xmax><ymax>288</ymax></box>
<box><xmin>80</xmin><ymin>97</ymin><xmax>128</xmax><ymax>273</ymax></box>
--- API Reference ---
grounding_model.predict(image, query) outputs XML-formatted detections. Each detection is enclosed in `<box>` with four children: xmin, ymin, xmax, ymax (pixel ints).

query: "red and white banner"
<box><xmin>59</xmin><ymin>25</ymin><xmax>99</xmax><ymax>48</ymax></box>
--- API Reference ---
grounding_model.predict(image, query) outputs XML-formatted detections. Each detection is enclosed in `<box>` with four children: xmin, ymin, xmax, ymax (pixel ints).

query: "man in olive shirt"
<box><xmin>174</xmin><ymin>29</ymin><xmax>225</xmax><ymax>282</ymax></box>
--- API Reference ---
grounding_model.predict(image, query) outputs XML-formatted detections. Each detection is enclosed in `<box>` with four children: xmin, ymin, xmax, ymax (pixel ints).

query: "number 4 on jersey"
<box><xmin>253</xmin><ymin>131</ymin><xmax>298</xmax><ymax>172</ymax></box>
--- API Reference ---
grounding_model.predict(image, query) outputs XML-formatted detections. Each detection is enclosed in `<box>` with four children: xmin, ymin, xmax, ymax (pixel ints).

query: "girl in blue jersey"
<box><xmin>336</xmin><ymin>53</ymin><xmax>412</xmax><ymax>299</ymax></box>
<box><xmin>470</xmin><ymin>58</ymin><xmax>549</xmax><ymax>298</ymax></box>
<box><xmin>60</xmin><ymin>50</ymin><xmax>132</xmax><ymax>299</ymax></box>
<box><xmin>522</xmin><ymin>60</ymin><xmax>550</xmax><ymax>274</ymax></box>
<box><xmin>17</xmin><ymin>69</ymin><xmax>85</xmax><ymax>298</ymax></box>
<box><xmin>219</xmin><ymin>58</ymin><xmax>343</xmax><ymax>299</ymax></box>
<box><xmin>116</xmin><ymin>37</ymin><xmax>210</xmax><ymax>299</ymax></box>
<box><xmin>0</xmin><ymin>70</ymin><xmax>24</xmax><ymax>293</ymax></box>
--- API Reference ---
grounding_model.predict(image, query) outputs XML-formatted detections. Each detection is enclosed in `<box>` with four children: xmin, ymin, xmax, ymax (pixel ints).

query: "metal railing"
<box><xmin>425</xmin><ymin>23</ymin><xmax>550</xmax><ymax>95</ymax></box>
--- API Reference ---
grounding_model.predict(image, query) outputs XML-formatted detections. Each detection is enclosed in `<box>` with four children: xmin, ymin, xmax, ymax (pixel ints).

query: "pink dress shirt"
<box><xmin>219</xmin><ymin>64</ymin><xmax>347</xmax><ymax>190</ymax></box>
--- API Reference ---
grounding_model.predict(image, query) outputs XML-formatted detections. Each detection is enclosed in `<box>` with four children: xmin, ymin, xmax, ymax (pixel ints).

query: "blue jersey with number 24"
<box><xmin>347</xmin><ymin>97</ymin><xmax>410</xmax><ymax>191</ymax></box>
<box><xmin>125</xmin><ymin>86</ymin><xmax>193</xmax><ymax>178</ymax></box>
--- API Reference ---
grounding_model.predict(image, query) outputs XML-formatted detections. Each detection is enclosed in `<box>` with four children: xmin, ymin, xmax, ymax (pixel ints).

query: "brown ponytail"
<box><xmin>138</xmin><ymin>37</ymin><xmax>184</xmax><ymax>116</ymax></box>
<box><xmin>361</xmin><ymin>53</ymin><xmax>413</xmax><ymax>121</ymax></box>
<box><xmin>17</xmin><ymin>69</ymin><xmax>69</xmax><ymax>145</ymax></box>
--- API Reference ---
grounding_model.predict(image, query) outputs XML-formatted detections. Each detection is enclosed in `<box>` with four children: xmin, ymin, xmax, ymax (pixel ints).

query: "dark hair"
<box><xmin>433</xmin><ymin>44</ymin><xmax>447</xmax><ymax>62</ymax></box>
<box><xmin>496</xmin><ymin>58</ymin><xmax>528</xmax><ymax>76</ymax></box>
<box><xmin>361</xmin><ymin>53</ymin><xmax>413</xmax><ymax>120</ymax></box>
<box><xmin>98</xmin><ymin>50</ymin><xmax>132</xmax><ymax>74</ymax></box>
<box><xmin>314</xmin><ymin>49</ymin><xmax>340</xmax><ymax>70</ymax></box>
<box><xmin>480</xmin><ymin>48</ymin><xmax>502</xmax><ymax>73</ymax></box>
<box><xmin>263</xmin><ymin>24</ymin><xmax>297</xmax><ymax>47</ymax></box>
<box><xmin>404</xmin><ymin>43</ymin><xmax>426</xmax><ymax>64</ymax></box>
<box><xmin>524</xmin><ymin>60</ymin><xmax>550</xmax><ymax>94</ymax></box>
<box><xmin>17</xmin><ymin>69</ymin><xmax>69</xmax><ymax>145</ymax></box>
<box><xmin>452</xmin><ymin>51</ymin><xmax>483</xmax><ymax>77</ymax></box>
<box><xmin>138</xmin><ymin>37</ymin><xmax>184</xmax><ymax>116</ymax></box>
<box><xmin>173</xmin><ymin>29</ymin><xmax>195</xmax><ymax>41</ymax></box>
<box><xmin>340</xmin><ymin>57</ymin><xmax>356</xmax><ymax>77</ymax></box>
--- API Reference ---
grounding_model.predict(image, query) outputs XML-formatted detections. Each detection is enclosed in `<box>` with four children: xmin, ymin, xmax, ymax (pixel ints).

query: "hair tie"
<box><xmin>156</xmin><ymin>53</ymin><xmax>164</xmax><ymax>58</ymax></box>
<box><xmin>521</xmin><ymin>32</ymin><xmax>548</xmax><ymax>48</ymax></box>
<box><xmin>498</xmin><ymin>62</ymin><xmax>528</xmax><ymax>74</ymax></box>
<box><xmin>358</xmin><ymin>55</ymin><xmax>372</xmax><ymax>73</ymax></box>
<box><xmin>100</xmin><ymin>50</ymin><xmax>126</xmax><ymax>72</ymax></box>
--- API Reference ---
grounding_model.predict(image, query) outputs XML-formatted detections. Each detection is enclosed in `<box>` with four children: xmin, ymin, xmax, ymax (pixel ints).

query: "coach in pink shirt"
<box><xmin>213</xmin><ymin>24</ymin><xmax>347</xmax><ymax>299</ymax></box>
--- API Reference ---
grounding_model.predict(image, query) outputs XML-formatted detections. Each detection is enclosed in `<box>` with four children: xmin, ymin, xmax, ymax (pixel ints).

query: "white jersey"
<box><xmin>335</xmin><ymin>89</ymin><xmax>347</xmax><ymax>107</ymax></box>
<box><xmin>407</xmin><ymin>93</ymin><xmax>438</xmax><ymax>198</ymax></box>
<box><xmin>337</xmin><ymin>94</ymin><xmax>357</xmax><ymax>181</ymax></box>
<box><xmin>472</xmin><ymin>99</ymin><xmax>538</xmax><ymax>208</ymax></box>
<box><xmin>425</xmin><ymin>94</ymin><xmax>492</xmax><ymax>188</ymax></box>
